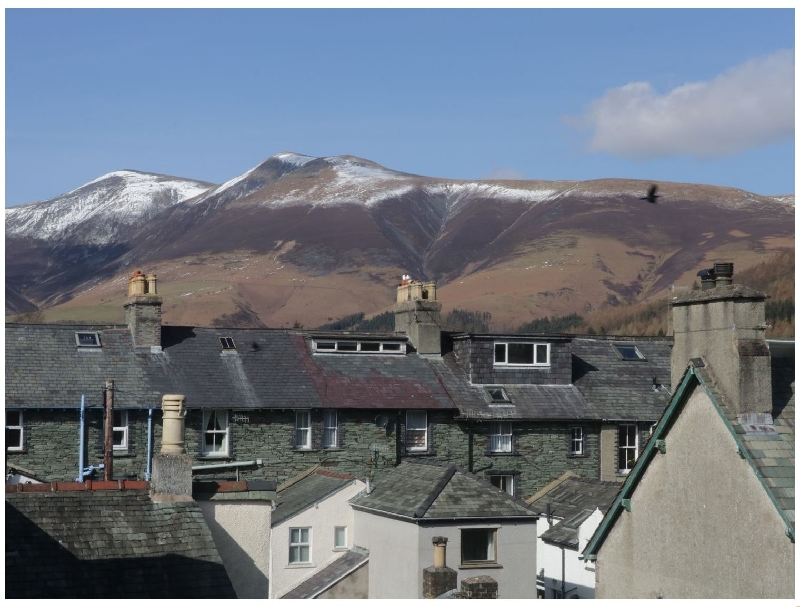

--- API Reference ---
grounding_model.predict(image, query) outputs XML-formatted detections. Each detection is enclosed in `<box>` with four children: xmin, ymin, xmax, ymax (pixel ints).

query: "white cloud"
<box><xmin>568</xmin><ymin>50</ymin><xmax>794</xmax><ymax>159</ymax></box>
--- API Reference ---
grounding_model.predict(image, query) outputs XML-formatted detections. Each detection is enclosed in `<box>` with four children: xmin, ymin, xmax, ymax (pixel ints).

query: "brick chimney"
<box><xmin>394</xmin><ymin>275</ymin><xmax>442</xmax><ymax>356</ymax></box>
<box><xmin>422</xmin><ymin>536</ymin><xmax>457</xmax><ymax>598</ymax></box>
<box><xmin>460</xmin><ymin>576</ymin><xmax>498</xmax><ymax>599</ymax></box>
<box><xmin>671</xmin><ymin>262</ymin><xmax>771</xmax><ymax>416</ymax></box>
<box><xmin>124</xmin><ymin>270</ymin><xmax>163</xmax><ymax>349</ymax></box>
<box><xmin>151</xmin><ymin>394</ymin><xmax>193</xmax><ymax>502</ymax></box>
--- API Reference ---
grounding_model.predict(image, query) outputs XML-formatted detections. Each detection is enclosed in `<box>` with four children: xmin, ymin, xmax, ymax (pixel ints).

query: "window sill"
<box><xmin>493</xmin><ymin>364</ymin><xmax>550</xmax><ymax>369</ymax></box>
<box><xmin>333</xmin><ymin>547</ymin><xmax>348</xmax><ymax>552</ymax></box>
<box><xmin>199</xmin><ymin>455</ymin><xmax>232</xmax><ymax>460</ymax></box>
<box><xmin>323</xmin><ymin>447</ymin><xmax>343</xmax><ymax>452</ymax></box>
<box><xmin>459</xmin><ymin>563</ymin><xmax>503</xmax><ymax>570</ymax></box>
<box><xmin>113</xmin><ymin>451</ymin><xmax>135</xmax><ymax>458</ymax></box>
<box><xmin>404</xmin><ymin>450</ymin><xmax>434</xmax><ymax>457</ymax></box>
<box><xmin>294</xmin><ymin>447</ymin><xmax>316</xmax><ymax>452</ymax></box>
<box><xmin>286</xmin><ymin>563</ymin><xmax>315</xmax><ymax>569</ymax></box>
<box><xmin>487</xmin><ymin>451</ymin><xmax>515</xmax><ymax>456</ymax></box>
<box><xmin>567</xmin><ymin>453</ymin><xmax>588</xmax><ymax>458</ymax></box>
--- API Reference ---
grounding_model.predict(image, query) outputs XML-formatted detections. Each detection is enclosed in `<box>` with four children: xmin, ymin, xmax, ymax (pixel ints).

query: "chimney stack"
<box><xmin>394</xmin><ymin>276</ymin><xmax>442</xmax><ymax>356</ymax></box>
<box><xmin>422</xmin><ymin>537</ymin><xmax>457</xmax><ymax>598</ymax></box>
<box><xmin>671</xmin><ymin>262</ymin><xmax>772</xmax><ymax>416</ymax></box>
<box><xmin>151</xmin><ymin>394</ymin><xmax>193</xmax><ymax>502</ymax></box>
<box><xmin>124</xmin><ymin>270</ymin><xmax>163</xmax><ymax>350</ymax></box>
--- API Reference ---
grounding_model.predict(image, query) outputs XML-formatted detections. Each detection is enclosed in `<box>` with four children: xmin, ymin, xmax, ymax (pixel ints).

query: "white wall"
<box><xmin>271</xmin><ymin>479</ymin><xmax>364</xmax><ymax>599</ymax></box>
<box><xmin>198</xmin><ymin>499</ymin><xmax>272</xmax><ymax>599</ymax></box>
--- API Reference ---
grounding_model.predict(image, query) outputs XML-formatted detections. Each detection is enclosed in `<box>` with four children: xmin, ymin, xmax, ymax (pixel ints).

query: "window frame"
<box><xmin>323</xmin><ymin>410</ymin><xmax>338</xmax><ymax>449</ymax></box>
<box><xmin>6</xmin><ymin>410</ymin><xmax>23</xmax><ymax>452</ymax></box>
<box><xmin>486</xmin><ymin>387</ymin><xmax>510</xmax><ymax>403</ymax></box>
<box><xmin>493</xmin><ymin>341</ymin><xmax>550</xmax><ymax>367</ymax></box>
<box><xmin>312</xmin><ymin>339</ymin><xmax>406</xmax><ymax>355</ymax></box>
<box><xmin>613</xmin><ymin>344</ymin><xmax>645</xmax><ymax>360</ymax></box>
<box><xmin>296</xmin><ymin>411</ymin><xmax>312</xmax><ymax>450</ymax></box>
<box><xmin>288</xmin><ymin>527</ymin><xmax>312</xmax><ymax>565</ymax></box>
<box><xmin>202</xmin><ymin>410</ymin><xmax>229</xmax><ymax>457</ymax></box>
<box><xmin>488</xmin><ymin>421</ymin><xmax>513</xmax><ymax>453</ymax></box>
<box><xmin>334</xmin><ymin>526</ymin><xmax>348</xmax><ymax>550</ymax></box>
<box><xmin>405</xmin><ymin>410</ymin><xmax>428</xmax><ymax>452</ymax></box>
<box><xmin>569</xmin><ymin>426</ymin><xmax>584</xmax><ymax>456</ymax></box>
<box><xmin>113</xmin><ymin>410</ymin><xmax>129</xmax><ymax>451</ymax></box>
<box><xmin>488</xmin><ymin>474</ymin><xmax>515</xmax><ymax>496</ymax></box>
<box><xmin>461</xmin><ymin>527</ymin><xmax>498</xmax><ymax>566</ymax></box>
<box><xmin>75</xmin><ymin>331</ymin><xmax>102</xmax><ymax>348</ymax></box>
<box><xmin>617</xmin><ymin>423</ymin><xmax>638</xmax><ymax>473</ymax></box>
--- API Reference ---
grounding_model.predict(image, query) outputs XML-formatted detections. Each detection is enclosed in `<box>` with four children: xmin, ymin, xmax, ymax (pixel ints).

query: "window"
<box><xmin>489</xmin><ymin>474</ymin><xmax>514</xmax><ymax>496</ymax></box>
<box><xmin>569</xmin><ymin>426</ymin><xmax>584</xmax><ymax>456</ymax></box>
<box><xmin>618</xmin><ymin>424</ymin><xmax>638</xmax><ymax>473</ymax></box>
<box><xmin>489</xmin><ymin>422</ymin><xmax>512</xmax><ymax>453</ymax></box>
<box><xmin>289</xmin><ymin>527</ymin><xmax>311</xmax><ymax>564</ymax></box>
<box><xmin>486</xmin><ymin>387</ymin><xmax>510</xmax><ymax>403</ymax></box>
<box><xmin>614</xmin><ymin>344</ymin><xmax>644</xmax><ymax>360</ymax></box>
<box><xmin>494</xmin><ymin>342</ymin><xmax>549</xmax><ymax>366</ymax></box>
<box><xmin>202</xmin><ymin>410</ymin><xmax>229</xmax><ymax>456</ymax></box>
<box><xmin>461</xmin><ymin>528</ymin><xmax>497</xmax><ymax>565</ymax></box>
<box><xmin>219</xmin><ymin>337</ymin><xmax>236</xmax><ymax>350</ymax></box>
<box><xmin>113</xmin><ymin>410</ymin><xmax>128</xmax><ymax>451</ymax></box>
<box><xmin>323</xmin><ymin>410</ymin><xmax>338</xmax><ymax>448</ymax></box>
<box><xmin>334</xmin><ymin>526</ymin><xmax>347</xmax><ymax>550</ymax></box>
<box><xmin>405</xmin><ymin>411</ymin><xmax>427</xmax><ymax>451</ymax></box>
<box><xmin>75</xmin><ymin>332</ymin><xmax>101</xmax><ymax>347</ymax></box>
<box><xmin>296</xmin><ymin>411</ymin><xmax>311</xmax><ymax>449</ymax></box>
<box><xmin>312</xmin><ymin>339</ymin><xmax>405</xmax><ymax>354</ymax></box>
<box><xmin>6</xmin><ymin>411</ymin><xmax>23</xmax><ymax>451</ymax></box>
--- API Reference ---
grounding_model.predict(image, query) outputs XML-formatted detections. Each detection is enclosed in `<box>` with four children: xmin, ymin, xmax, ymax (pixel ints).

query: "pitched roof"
<box><xmin>525</xmin><ymin>473</ymin><xmax>620</xmax><ymax>521</ymax></box>
<box><xmin>349</xmin><ymin>460</ymin><xmax>537</xmax><ymax>520</ymax></box>
<box><xmin>272</xmin><ymin>467</ymin><xmax>357</xmax><ymax>526</ymax></box>
<box><xmin>5</xmin><ymin>484</ymin><xmax>236</xmax><ymax>599</ymax></box>
<box><xmin>571</xmin><ymin>336</ymin><xmax>672</xmax><ymax>421</ymax></box>
<box><xmin>540</xmin><ymin>508</ymin><xmax>597</xmax><ymax>550</ymax></box>
<box><xmin>281</xmin><ymin>547</ymin><xmax>369</xmax><ymax>599</ymax></box>
<box><xmin>583</xmin><ymin>358</ymin><xmax>795</xmax><ymax>560</ymax></box>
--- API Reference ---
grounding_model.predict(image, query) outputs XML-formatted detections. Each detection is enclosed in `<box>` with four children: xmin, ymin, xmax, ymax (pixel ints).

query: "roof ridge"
<box><xmin>277</xmin><ymin>465</ymin><xmax>320</xmax><ymax>492</ymax></box>
<box><xmin>315</xmin><ymin>467</ymin><xmax>355</xmax><ymax>480</ymax></box>
<box><xmin>6</xmin><ymin>480</ymin><xmax>148</xmax><ymax>493</ymax></box>
<box><xmin>414</xmin><ymin>464</ymin><xmax>457</xmax><ymax>518</ymax></box>
<box><xmin>526</xmin><ymin>471</ymin><xmax>580</xmax><ymax>504</ymax></box>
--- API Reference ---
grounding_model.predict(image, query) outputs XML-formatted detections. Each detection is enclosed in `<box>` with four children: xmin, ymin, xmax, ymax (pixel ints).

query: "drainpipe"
<box><xmin>145</xmin><ymin>408</ymin><xmax>154</xmax><ymax>481</ymax></box>
<box><xmin>395</xmin><ymin>410</ymin><xmax>403</xmax><ymax>466</ymax></box>
<box><xmin>75</xmin><ymin>395</ymin><xmax>86</xmax><ymax>482</ymax></box>
<box><xmin>468</xmin><ymin>421</ymin><xmax>474</xmax><ymax>473</ymax></box>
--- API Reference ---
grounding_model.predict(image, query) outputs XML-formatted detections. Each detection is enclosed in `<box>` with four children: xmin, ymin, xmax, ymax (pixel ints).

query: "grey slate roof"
<box><xmin>281</xmin><ymin>547</ymin><xmax>369</xmax><ymax>599</ymax></box>
<box><xmin>349</xmin><ymin>460</ymin><xmax>537</xmax><ymax>520</ymax></box>
<box><xmin>5</xmin><ymin>487</ymin><xmax>236</xmax><ymax>598</ymax></box>
<box><xmin>540</xmin><ymin>508</ymin><xmax>597</xmax><ymax>549</ymax></box>
<box><xmin>526</xmin><ymin>474</ymin><xmax>621</xmax><ymax>521</ymax></box>
<box><xmin>571</xmin><ymin>336</ymin><xmax>672</xmax><ymax>421</ymax></box>
<box><xmin>272</xmin><ymin>468</ymin><xmax>357</xmax><ymax>526</ymax></box>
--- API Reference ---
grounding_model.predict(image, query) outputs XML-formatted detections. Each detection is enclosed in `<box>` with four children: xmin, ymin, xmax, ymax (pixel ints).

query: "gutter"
<box><xmin>192</xmin><ymin>459</ymin><xmax>263</xmax><ymax>472</ymax></box>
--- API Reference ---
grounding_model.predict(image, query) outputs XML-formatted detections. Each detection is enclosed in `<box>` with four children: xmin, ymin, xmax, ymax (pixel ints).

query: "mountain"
<box><xmin>5</xmin><ymin>154</ymin><xmax>795</xmax><ymax>328</ymax></box>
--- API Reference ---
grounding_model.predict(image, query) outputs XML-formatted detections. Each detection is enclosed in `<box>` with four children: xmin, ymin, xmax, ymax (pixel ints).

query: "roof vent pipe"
<box><xmin>713</xmin><ymin>262</ymin><xmax>734</xmax><ymax>287</ymax></box>
<box><xmin>697</xmin><ymin>268</ymin><xmax>716</xmax><ymax>290</ymax></box>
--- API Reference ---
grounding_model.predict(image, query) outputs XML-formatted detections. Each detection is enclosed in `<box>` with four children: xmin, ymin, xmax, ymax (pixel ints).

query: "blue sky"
<box><xmin>5</xmin><ymin>8</ymin><xmax>795</xmax><ymax>207</ymax></box>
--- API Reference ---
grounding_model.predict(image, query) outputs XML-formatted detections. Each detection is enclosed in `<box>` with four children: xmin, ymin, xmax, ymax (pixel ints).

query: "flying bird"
<box><xmin>641</xmin><ymin>184</ymin><xmax>660</xmax><ymax>204</ymax></box>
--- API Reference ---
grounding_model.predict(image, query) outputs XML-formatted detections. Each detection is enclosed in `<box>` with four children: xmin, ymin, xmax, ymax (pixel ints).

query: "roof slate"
<box><xmin>526</xmin><ymin>474</ymin><xmax>621</xmax><ymax>521</ymax></box>
<box><xmin>349</xmin><ymin>460</ymin><xmax>537</xmax><ymax>520</ymax></box>
<box><xmin>281</xmin><ymin>547</ymin><xmax>369</xmax><ymax>599</ymax></box>
<box><xmin>272</xmin><ymin>468</ymin><xmax>357</xmax><ymax>526</ymax></box>
<box><xmin>5</xmin><ymin>488</ymin><xmax>236</xmax><ymax>599</ymax></box>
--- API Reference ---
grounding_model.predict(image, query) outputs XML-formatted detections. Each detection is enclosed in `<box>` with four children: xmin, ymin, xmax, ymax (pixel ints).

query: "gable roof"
<box><xmin>583</xmin><ymin>359</ymin><xmax>795</xmax><ymax>560</ymax></box>
<box><xmin>525</xmin><ymin>472</ymin><xmax>620</xmax><ymax>521</ymax></box>
<box><xmin>6</xmin><ymin>483</ymin><xmax>236</xmax><ymax>599</ymax></box>
<box><xmin>272</xmin><ymin>467</ymin><xmax>357</xmax><ymax>526</ymax></box>
<box><xmin>540</xmin><ymin>508</ymin><xmax>598</xmax><ymax>550</ymax></box>
<box><xmin>281</xmin><ymin>547</ymin><xmax>369</xmax><ymax>599</ymax></box>
<box><xmin>349</xmin><ymin>460</ymin><xmax>537</xmax><ymax>521</ymax></box>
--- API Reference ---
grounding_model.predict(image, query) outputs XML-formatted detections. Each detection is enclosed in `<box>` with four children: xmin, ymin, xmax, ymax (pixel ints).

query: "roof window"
<box><xmin>614</xmin><ymin>344</ymin><xmax>644</xmax><ymax>360</ymax></box>
<box><xmin>312</xmin><ymin>339</ymin><xmax>405</xmax><ymax>354</ymax></box>
<box><xmin>75</xmin><ymin>332</ymin><xmax>101</xmax><ymax>348</ymax></box>
<box><xmin>486</xmin><ymin>387</ymin><xmax>510</xmax><ymax>403</ymax></box>
<box><xmin>219</xmin><ymin>337</ymin><xmax>236</xmax><ymax>350</ymax></box>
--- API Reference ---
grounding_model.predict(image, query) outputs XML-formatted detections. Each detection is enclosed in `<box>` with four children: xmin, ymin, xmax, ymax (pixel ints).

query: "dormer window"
<box><xmin>219</xmin><ymin>337</ymin><xmax>236</xmax><ymax>350</ymax></box>
<box><xmin>494</xmin><ymin>342</ymin><xmax>549</xmax><ymax>366</ymax></box>
<box><xmin>486</xmin><ymin>387</ymin><xmax>510</xmax><ymax>403</ymax></box>
<box><xmin>312</xmin><ymin>340</ymin><xmax>405</xmax><ymax>354</ymax></box>
<box><xmin>614</xmin><ymin>344</ymin><xmax>644</xmax><ymax>360</ymax></box>
<box><xmin>75</xmin><ymin>332</ymin><xmax>101</xmax><ymax>348</ymax></box>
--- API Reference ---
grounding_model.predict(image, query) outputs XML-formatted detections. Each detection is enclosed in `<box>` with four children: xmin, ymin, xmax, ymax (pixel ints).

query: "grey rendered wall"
<box><xmin>595</xmin><ymin>386</ymin><xmax>794</xmax><ymax>599</ymax></box>
<box><xmin>317</xmin><ymin>562</ymin><xmax>368</xmax><ymax>599</ymax></box>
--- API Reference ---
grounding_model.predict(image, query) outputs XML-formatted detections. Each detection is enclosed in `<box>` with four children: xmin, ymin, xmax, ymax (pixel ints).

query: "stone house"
<box><xmin>583</xmin><ymin>272</ymin><xmax>795</xmax><ymax>599</ymax></box>
<box><xmin>5</xmin><ymin>271</ymin><xmax>671</xmax><ymax>499</ymax></box>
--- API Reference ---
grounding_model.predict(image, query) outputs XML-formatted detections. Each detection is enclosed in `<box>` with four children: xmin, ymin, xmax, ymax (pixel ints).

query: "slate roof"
<box><xmin>272</xmin><ymin>467</ymin><xmax>357</xmax><ymax>526</ymax></box>
<box><xmin>5</xmin><ymin>484</ymin><xmax>236</xmax><ymax>599</ymax></box>
<box><xmin>525</xmin><ymin>473</ymin><xmax>621</xmax><ymax>521</ymax></box>
<box><xmin>571</xmin><ymin>336</ymin><xmax>672</xmax><ymax>421</ymax></box>
<box><xmin>540</xmin><ymin>509</ymin><xmax>597</xmax><ymax>550</ymax></box>
<box><xmin>281</xmin><ymin>547</ymin><xmax>369</xmax><ymax>599</ymax></box>
<box><xmin>349</xmin><ymin>460</ymin><xmax>537</xmax><ymax>520</ymax></box>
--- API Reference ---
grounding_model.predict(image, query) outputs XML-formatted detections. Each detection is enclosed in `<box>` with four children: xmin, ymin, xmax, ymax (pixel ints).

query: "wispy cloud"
<box><xmin>567</xmin><ymin>50</ymin><xmax>794</xmax><ymax>159</ymax></box>
<box><xmin>484</xmin><ymin>167</ymin><xmax>526</xmax><ymax>180</ymax></box>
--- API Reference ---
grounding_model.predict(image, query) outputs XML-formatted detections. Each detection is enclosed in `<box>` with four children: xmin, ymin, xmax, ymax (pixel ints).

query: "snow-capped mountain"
<box><xmin>6</xmin><ymin>170</ymin><xmax>213</xmax><ymax>246</ymax></box>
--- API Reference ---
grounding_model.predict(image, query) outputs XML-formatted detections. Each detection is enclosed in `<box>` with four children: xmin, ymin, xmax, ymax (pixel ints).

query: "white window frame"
<box><xmin>75</xmin><ymin>331</ymin><xmax>101</xmax><ymax>348</ymax></box>
<box><xmin>489</xmin><ymin>474</ymin><xmax>514</xmax><ymax>496</ymax></box>
<box><xmin>323</xmin><ymin>410</ymin><xmax>338</xmax><ymax>449</ymax></box>
<box><xmin>614</xmin><ymin>344</ymin><xmax>644</xmax><ymax>360</ymax></box>
<box><xmin>569</xmin><ymin>426</ymin><xmax>584</xmax><ymax>456</ymax></box>
<box><xmin>493</xmin><ymin>342</ymin><xmax>550</xmax><ymax>367</ymax></box>
<box><xmin>289</xmin><ymin>527</ymin><xmax>312</xmax><ymax>564</ymax></box>
<box><xmin>405</xmin><ymin>410</ymin><xmax>428</xmax><ymax>452</ymax></box>
<box><xmin>113</xmin><ymin>410</ymin><xmax>129</xmax><ymax>451</ymax></box>
<box><xmin>296</xmin><ymin>411</ymin><xmax>312</xmax><ymax>450</ymax></box>
<box><xmin>334</xmin><ymin>526</ymin><xmax>348</xmax><ymax>550</ymax></box>
<box><xmin>312</xmin><ymin>339</ymin><xmax>406</xmax><ymax>355</ymax></box>
<box><xmin>202</xmin><ymin>410</ymin><xmax>229</xmax><ymax>457</ymax></box>
<box><xmin>6</xmin><ymin>410</ymin><xmax>23</xmax><ymax>452</ymax></box>
<box><xmin>461</xmin><ymin>527</ymin><xmax>498</xmax><ymax>565</ymax></box>
<box><xmin>618</xmin><ymin>423</ymin><xmax>638</xmax><ymax>473</ymax></box>
<box><xmin>489</xmin><ymin>421</ymin><xmax>512</xmax><ymax>453</ymax></box>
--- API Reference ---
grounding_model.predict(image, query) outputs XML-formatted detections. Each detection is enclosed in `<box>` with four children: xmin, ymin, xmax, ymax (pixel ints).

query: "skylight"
<box><xmin>486</xmin><ymin>387</ymin><xmax>510</xmax><ymax>403</ymax></box>
<box><xmin>75</xmin><ymin>332</ymin><xmax>101</xmax><ymax>348</ymax></box>
<box><xmin>614</xmin><ymin>344</ymin><xmax>644</xmax><ymax>360</ymax></box>
<box><xmin>219</xmin><ymin>337</ymin><xmax>236</xmax><ymax>350</ymax></box>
